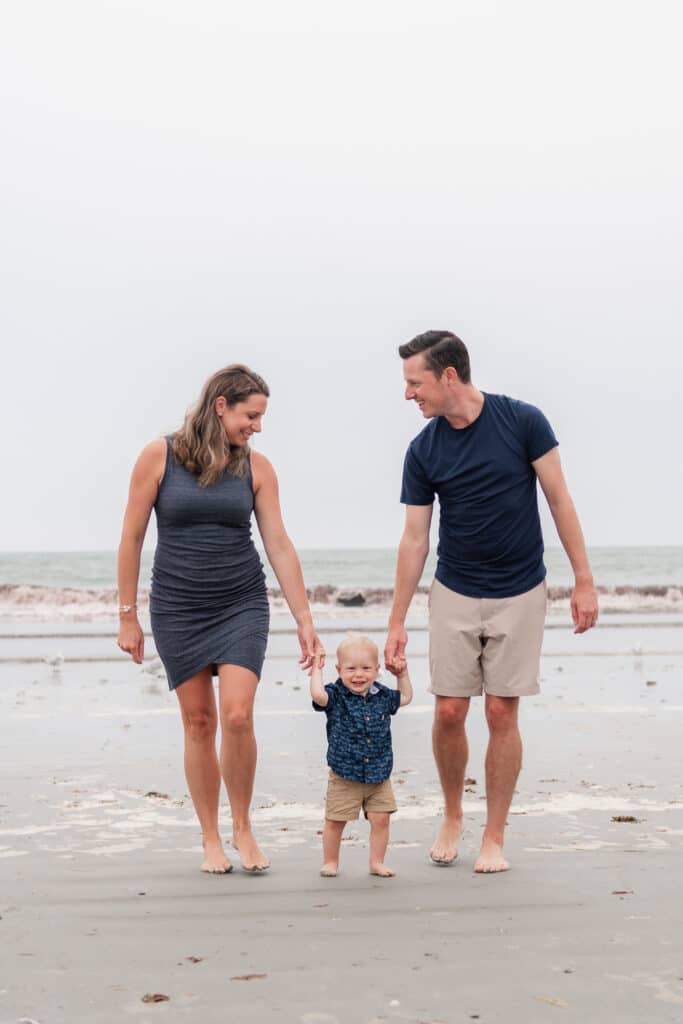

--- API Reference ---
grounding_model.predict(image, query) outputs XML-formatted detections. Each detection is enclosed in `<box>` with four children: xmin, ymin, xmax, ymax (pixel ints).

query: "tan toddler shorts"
<box><xmin>429</xmin><ymin>577</ymin><xmax>547</xmax><ymax>698</ymax></box>
<box><xmin>325</xmin><ymin>770</ymin><xmax>397</xmax><ymax>821</ymax></box>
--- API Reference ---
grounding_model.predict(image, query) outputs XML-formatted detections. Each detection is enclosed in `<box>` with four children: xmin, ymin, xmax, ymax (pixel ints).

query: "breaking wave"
<box><xmin>0</xmin><ymin>582</ymin><xmax>682</xmax><ymax>622</ymax></box>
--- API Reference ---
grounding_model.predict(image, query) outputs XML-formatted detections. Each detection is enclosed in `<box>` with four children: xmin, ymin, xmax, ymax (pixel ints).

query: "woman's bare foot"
<box><xmin>320</xmin><ymin>862</ymin><xmax>338</xmax><ymax>877</ymax></box>
<box><xmin>201</xmin><ymin>836</ymin><xmax>233</xmax><ymax>874</ymax></box>
<box><xmin>429</xmin><ymin>816</ymin><xmax>463</xmax><ymax>865</ymax></box>
<box><xmin>370</xmin><ymin>863</ymin><xmax>395</xmax><ymax>877</ymax></box>
<box><xmin>233</xmin><ymin>826</ymin><xmax>270</xmax><ymax>872</ymax></box>
<box><xmin>474</xmin><ymin>837</ymin><xmax>509</xmax><ymax>873</ymax></box>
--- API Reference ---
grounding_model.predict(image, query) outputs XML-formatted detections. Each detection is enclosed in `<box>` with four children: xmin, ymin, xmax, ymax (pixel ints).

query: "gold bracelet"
<box><xmin>119</xmin><ymin>603</ymin><xmax>138</xmax><ymax>614</ymax></box>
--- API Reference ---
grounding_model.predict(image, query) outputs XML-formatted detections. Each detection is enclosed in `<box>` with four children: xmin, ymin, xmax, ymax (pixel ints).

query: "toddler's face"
<box><xmin>336</xmin><ymin>644</ymin><xmax>380</xmax><ymax>697</ymax></box>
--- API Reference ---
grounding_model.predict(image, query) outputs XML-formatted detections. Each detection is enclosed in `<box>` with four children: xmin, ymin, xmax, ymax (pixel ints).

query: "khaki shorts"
<box><xmin>429</xmin><ymin>578</ymin><xmax>547</xmax><ymax>698</ymax></box>
<box><xmin>325</xmin><ymin>770</ymin><xmax>397</xmax><ymax>821</ymax></box>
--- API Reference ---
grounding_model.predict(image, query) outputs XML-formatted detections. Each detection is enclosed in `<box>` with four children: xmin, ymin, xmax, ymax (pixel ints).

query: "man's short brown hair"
<box><xmin>398</xmin><ymin>330</ymin><xmax>471</xmax><ymax>384</ymax></box>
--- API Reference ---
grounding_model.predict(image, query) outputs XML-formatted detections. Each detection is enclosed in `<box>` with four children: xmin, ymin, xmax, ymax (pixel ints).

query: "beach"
<box><xmin>2</xmin><ymin>602</ymin><xmax>683</xmax><ymax>1023</ymax></box>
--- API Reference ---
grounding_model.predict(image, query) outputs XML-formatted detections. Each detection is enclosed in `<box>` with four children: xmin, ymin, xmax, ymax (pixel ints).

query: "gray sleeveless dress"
<box><xmin>150</xmin><ymin>438</ymin><xmax>269</xmax><ymax>690</ymax></box>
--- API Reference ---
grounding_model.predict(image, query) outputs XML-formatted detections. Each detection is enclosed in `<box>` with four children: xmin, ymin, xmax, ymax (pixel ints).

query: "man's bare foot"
<box><xmin>201</xmin><ymin>837</ymin><xmax>233</xmax><ymax>874</ymax></box>
<box><xmin>320</xmin><ymin>863</ymin><xmax>338</xmax><ymax>877</ymax></box>
<box><xmin>474</xmin><ymin>837</ymin><xmax>509</xmax><ymax>873</ymax></box>
<box><xmin>429</xmin><ymin>816</ymin><xmax>463</xmax><ymax>865</ymax></box>
<box><xmin>370</xmin><ymin>863</ymin><xmax>395</xmax><ymax>877</ymax></box>
<box><xmin>232</xmin><ymin>827</ymin><xmax>270</xmax><ymax>872</ymax></box>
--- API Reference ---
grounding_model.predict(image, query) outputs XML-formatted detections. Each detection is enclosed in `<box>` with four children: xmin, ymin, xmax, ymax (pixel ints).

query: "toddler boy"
<box><xmin>310</xmin><ymin>634</ymin><xmax>412</xmax><ymax>877</ymax></box>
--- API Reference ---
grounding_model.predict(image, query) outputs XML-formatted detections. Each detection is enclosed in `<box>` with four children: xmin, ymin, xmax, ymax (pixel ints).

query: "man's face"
<box><xmin>403</xmin><ymin>354</ymin><xmax>448</xmax><ymax>418</ymax></box>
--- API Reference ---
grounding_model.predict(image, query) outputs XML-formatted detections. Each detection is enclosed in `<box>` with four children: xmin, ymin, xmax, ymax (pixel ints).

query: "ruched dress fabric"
<box><xmin>150</xmin><ymin>439</ymin><xmax>269</xmax><ymax>690</ymax></box>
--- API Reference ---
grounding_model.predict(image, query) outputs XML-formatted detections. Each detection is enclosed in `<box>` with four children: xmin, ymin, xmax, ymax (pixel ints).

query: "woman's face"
<box><xmin>216</xmin><ymin>393</ymin><xmax>268</xmax><ymax>446</ymax></box>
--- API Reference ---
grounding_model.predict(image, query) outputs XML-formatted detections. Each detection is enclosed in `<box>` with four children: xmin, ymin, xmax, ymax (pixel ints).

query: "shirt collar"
<box><xmin>335</xmin><ymin>679</ymin><xmax>380</xmax><ymax>697</ymax></box>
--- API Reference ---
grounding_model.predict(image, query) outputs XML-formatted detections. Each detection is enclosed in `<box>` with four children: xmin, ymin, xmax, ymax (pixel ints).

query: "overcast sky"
<box><xmin>2</xmin><ymin>1</ymin><xmax>681</xmax><ymax>552</ymax></box>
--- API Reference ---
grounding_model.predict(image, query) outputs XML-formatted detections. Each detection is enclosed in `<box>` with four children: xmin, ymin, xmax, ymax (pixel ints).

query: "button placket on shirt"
<box><xmin>363</xmin><ymin>693</ymin><xmax>373</xmax><ymax>777</ymax></box>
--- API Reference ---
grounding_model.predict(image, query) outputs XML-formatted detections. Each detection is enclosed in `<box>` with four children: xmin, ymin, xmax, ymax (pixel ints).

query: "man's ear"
<box><xmin>444</xmin><ymin>366</ymin><xmax>460</xmax><ymax>386</ymax></box>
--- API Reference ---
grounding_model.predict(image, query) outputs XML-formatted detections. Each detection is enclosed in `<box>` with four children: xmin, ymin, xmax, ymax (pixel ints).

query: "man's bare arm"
<box><xmin>385</xmin><ymin>504</ymin><xmax>433</xmax><ymax>665</ymax></box>
<box><xmin>533</xmin><ymin>447</ymin><xmax>598</xmax><ymax>634</ymax></box>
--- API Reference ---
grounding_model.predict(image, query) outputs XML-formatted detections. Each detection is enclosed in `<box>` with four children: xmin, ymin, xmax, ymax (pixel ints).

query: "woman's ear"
<box><xmin>215</xmin><ymin>396</ymin><xmax>226</xmax><ymax>415</ymax></box>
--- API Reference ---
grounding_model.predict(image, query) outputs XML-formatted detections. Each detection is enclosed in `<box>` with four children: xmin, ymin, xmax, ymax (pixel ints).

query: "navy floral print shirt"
<box><xmin>313</xmin><ymin>679</ymin><xmax>402</xmax><ymax>784</ymax></box>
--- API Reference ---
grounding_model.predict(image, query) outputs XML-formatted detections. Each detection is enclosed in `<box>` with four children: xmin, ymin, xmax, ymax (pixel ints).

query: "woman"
<box><xmin>117</xmin><ymin>364</ymin><xmax>323</xmax><ymax>874</ymax></box>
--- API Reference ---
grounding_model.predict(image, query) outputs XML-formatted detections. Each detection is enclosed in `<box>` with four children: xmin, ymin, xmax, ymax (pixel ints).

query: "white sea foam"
<box><xmin>2</xmin><ymin>581</ymin><xmax>683</xmax><ymax>622</ymax></box>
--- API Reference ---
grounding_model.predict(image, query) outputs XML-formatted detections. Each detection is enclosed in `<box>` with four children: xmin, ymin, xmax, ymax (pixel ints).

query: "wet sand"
<box><xmin>2</xmin><ymin>614</ymin><xmax>683</xmax><ymax>1023</ymax></box>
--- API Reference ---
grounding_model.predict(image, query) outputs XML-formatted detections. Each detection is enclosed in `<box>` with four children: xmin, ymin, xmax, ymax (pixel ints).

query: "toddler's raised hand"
<box><xmin>385</xmin><ymin>654</ymin><xmax>407</xmax><ymax>677</ymax></box>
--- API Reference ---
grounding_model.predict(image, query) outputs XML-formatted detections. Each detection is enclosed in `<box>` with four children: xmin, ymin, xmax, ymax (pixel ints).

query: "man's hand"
<box><xmin>384</xmin><ymin>624</ymin><xmax>407</xmax><ymax>670</ymax></box>
<box><xmin>571</xmin><ymin>580</ymin><xmax>599</xmax><ymax>634</ymax></box>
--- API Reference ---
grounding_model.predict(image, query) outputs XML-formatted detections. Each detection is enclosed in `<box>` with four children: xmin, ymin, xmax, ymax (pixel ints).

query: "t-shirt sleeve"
<box><xmin>522</xmin><ymin>404</ymin><xmax>559</xmax><ymax>462</ymax></box>
<box><xmin>388</xmin><ymin>688</ymin><xmax>402</xmax><ymax>715</ymax></box>
<box><xmin>400</xmin><ymin>446</ymin><xmax>435</xmax><ymax>505</ymax></box>
<box><xmin>312</xmin><ymin>683</ymin><xmax>336</xmax><ymax>712</ymax></box>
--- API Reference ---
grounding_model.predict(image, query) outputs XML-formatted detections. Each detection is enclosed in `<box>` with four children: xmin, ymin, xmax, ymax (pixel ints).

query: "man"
<box><xmin>384</xmin><ymin>331</ymin><xmax>598</xmax><ymax>873</ymax></box>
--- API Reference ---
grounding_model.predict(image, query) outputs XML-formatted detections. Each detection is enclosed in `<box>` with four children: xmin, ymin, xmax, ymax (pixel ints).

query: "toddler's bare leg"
<box><xmin>321</xmin><ymin>819</ymin><xmax>345</xmax><ymax>876</ymax></box>
<box><xmin>368</xmin><ymin>812</ymin><xmax>395</xmax><ymax>877</ymax></box>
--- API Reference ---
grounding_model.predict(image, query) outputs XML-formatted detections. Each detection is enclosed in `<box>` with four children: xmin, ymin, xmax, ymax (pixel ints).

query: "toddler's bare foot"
<box><xmin>320</xmin><ymin>862</ymin><xmax>338</xmax><ymax>877</ymax></box>
<box><xmin>429</xmin><ymin>816</ymin><xmax>463</xmax><ymax>865</ymax></box>
<box><xmin>370</xmin><ymin>863</ymin><xmax>395</xmax><ymax>877</ymax></box>
<box><xmin>233</xmin><ymin>827</ymin><xmax>270</xmax><ymax>872</ymax></box>
<box><xmin>474</xmin><ymin>837</ymin><xmax>509</xmax><ymax>873</ymax></box>
<box><xmin>201</xmin><ymin>836</ymin><xmax>233</xmax><ymax>874</ymax></box>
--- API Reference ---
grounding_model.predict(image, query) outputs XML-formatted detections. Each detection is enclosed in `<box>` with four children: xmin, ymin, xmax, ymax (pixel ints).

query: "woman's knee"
<box><xmin>183</xmin><ymin>707</ymin><xmax>217</xmax><ymax>744</ymax></box>
<box><xmin>220</xmin><ymin>706</ymin><xmax>254</xmax><ymax>736</ymax></box>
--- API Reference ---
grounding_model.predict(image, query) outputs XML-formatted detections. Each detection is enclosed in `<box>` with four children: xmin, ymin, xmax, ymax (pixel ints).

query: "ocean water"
<box><xmin>0</xmin><ymin>546</ymin><xmax>682</xmax><ymax>591</ymax></box>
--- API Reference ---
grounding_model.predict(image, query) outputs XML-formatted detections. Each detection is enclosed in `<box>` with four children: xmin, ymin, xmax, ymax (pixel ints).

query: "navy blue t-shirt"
<box><xmin>400</xmin><ymin>393</ymin><xmax>558</xmax><ymax>598</ymax></box>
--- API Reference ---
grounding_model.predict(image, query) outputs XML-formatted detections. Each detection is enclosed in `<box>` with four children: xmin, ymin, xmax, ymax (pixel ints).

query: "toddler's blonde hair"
<box><xmin>336</xmin><ymin>633</ymin><xmax>380</xmax><ymax>664</ymax></box>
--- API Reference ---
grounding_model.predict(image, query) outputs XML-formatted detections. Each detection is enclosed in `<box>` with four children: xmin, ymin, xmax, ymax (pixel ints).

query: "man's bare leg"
<box><xmin>175</xmin><ymin>670</ymin><xmax>233</xmax><ymax>873</ymax></box>
<box><xmin>475</xmin><ymin>694</ymin><xmax>521</xmax><ymax>873</ymax></box>
<box><xmin>368</xmin><ymin>812</ymin><xmax>395</xmax><ymax>877</ymax></box>
<box><xmin>218</xmin><ymin>665</ymin><xmax>270</xmax><ymax>872</ymax></box>
<box><xmin>321</xmin><ymin>819</ymin><xmax>345</xmax><ymax>876</ymax></box>
<box><xmin>430</xmin><ymin>696</ymin><xmax>470</xmax><ymax>864</ymax></box>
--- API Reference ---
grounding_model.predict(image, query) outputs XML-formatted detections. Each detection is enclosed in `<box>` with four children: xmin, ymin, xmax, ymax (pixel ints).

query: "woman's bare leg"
<box><xmin>175</xmin><ymin>670</ymin><xmax>232</xmax><ymax>873</ymax></box>
<box><xmin>217</xmin><ymin>664</ymin><xmax>269</xmax><ymax>871</ymax></box>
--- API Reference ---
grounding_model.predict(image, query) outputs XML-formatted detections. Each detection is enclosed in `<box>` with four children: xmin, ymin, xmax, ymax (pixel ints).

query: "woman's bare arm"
<box><xmin>117</xmin><ymin>439</ymin><xmax>166</xmax><ymax>663</ymax></box>
<box><xmin>252</xmin><ymin>451</ymin><xmax>324</xmax><ymax>669</ymax></box>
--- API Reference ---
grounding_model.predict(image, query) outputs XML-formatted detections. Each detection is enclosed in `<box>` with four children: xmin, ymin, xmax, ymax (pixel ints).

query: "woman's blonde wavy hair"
<box><xmin>172</xmin><ymin>364</ymin><xmax>270</xmax><ymax>486</ymax></box>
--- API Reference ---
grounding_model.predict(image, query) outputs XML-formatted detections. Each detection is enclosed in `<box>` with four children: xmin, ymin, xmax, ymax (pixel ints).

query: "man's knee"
<box><xmin>434</xmin><ymin>697</ymin><xmax>470</xmax><ymax>729</ymax></box>
<box><xmin>485</xmin><ymin>695</ymin><xmax>519</xmax><ymax>732</ymax></box>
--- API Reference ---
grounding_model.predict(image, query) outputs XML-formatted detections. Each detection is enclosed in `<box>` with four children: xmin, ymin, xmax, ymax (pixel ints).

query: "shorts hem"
<box><xmin>428</xmin><ymin>685</ymin><xmax>482</xmax><ymax>698</ymax></box>
<box><xmin>484</xmin><ymin>686</ymin><xmax>541</xmax><ymax>698</ymax></box>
